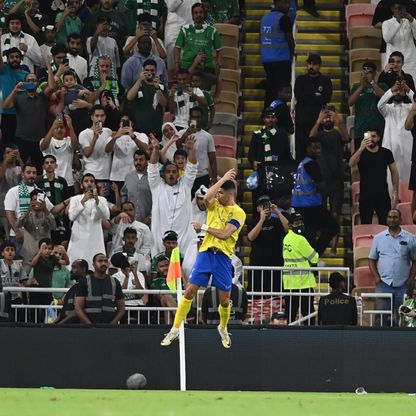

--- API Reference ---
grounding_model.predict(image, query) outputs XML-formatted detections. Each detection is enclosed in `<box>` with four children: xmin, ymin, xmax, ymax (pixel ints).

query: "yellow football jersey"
<box><xmin>199</xmin><ymin>199</ymin><xmax>246</xmax><ymax>258</ymax></box>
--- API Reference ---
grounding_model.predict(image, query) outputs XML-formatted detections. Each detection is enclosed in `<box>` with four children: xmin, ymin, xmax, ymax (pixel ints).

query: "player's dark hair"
<box><xmin>221</xmin><ymin>180</ymin><xmax>236</xmax><ymax>191</ymax></box>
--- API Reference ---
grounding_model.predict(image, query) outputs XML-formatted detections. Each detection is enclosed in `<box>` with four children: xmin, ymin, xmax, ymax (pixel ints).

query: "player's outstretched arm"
<box><xmin>203</xmin><ymin>169</ymin><xmax>236</xmax><ymax>206</ymax></box>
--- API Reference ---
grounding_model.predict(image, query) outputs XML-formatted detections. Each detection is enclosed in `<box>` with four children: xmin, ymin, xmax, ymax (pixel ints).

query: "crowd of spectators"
<box><xmin>0</xmin><ymin>0</ymin><xmax>416</xmax><ymax>327</ymax></box>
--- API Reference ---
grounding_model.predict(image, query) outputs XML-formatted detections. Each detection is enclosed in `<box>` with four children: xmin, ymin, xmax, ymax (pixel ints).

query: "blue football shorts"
<box><xmin>188</xmin><ymin>250</ymin><xmax>233</xmax><ymax>292</ymax></box>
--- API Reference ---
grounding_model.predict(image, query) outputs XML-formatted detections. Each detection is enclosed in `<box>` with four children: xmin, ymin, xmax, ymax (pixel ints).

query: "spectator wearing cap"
<box><xmin>269</xmin><ymin>84</ymin><xmax>294</xmax><ymax>135</ymax></box>
<box><xmin>378</xmin><ymin>51</ymin><xmax>415</xmax><ymax>92</ymax></box>
<box><xmin>0</xmin><ymin>47</ymin><xmax>29</xmax><ymax>143</ymax></box>
<box><xmin>369</xmin><ymin>209</ymin><xmax>416</xmax><ymax>325</ymax></box>
<box><xmin>123</xmin><ymin>12</ymin><xmax>167</xmax><ymax>60</ymax></box>
<box><xmin>349</xmin><ymin>128</ymin><xmax>399</xmax><ymax>224</ymax></box>
<box><xmin>318</xmin><ymin>272</ymin><xmax>357</xmax><ymax>326</ymax></box>
<box><xmin>248</xmin><ymin>107</ymin><xmax>295</xmax><ymax>210</ymax></box>
<box><xmin>0</xmin><ymin>13</ymin><xmax>42</xmax><ymax>72</ymax></box>
<box><xmin>348</xmin><ymin>61</ymin><xmax>388</xmax><ymax>149</ymax></box>
<box><xmin>39</xmin><ymin>25</ymin><xmax>56</xmax><ymax>68</ymax></box>
<box><xmin>247</xmin><ymin>194</ymin><xmax>289</xmax><ymax>294</ymax></box>
<box><xmin>377</xmin><ymin>74</ymin><xmax>415</xmax><ymax>185</ymax></box>
<box><xmin>270</xmin><ymin>311</ymin><xmax>287</xmax><ymax>325</ymax></box>
<box><xmin>86</xmin><ymin>15</ymin><xmax>120</xmax><ymax>77</ymax></box>
<box><xmin>283</xmin><ymin>212</ymin><xmax>319</xmax><ymax>325</ymax></box>
<box><xmin>110</xmin><ymin>251</ymin><xmax>148</xmax><ymax>322</ymax></box>
<box><xmin>54</xmin><ymin>0</ymin><xmax>82</xmax><ymax>45</ymax></box>
<box><xmin>260</xmin><ymin>0</ymin><xmax>294</xmax><ymax>108</ymax></box>
<box><xmin>294</xmin><ymin>53</ymin><xmax>332</xmax><ymax>161</ymax></box>
<box><xmin>291</xmin><ymin>139</ymin><xmax>339</xmax><ymax>256</ymax></box>
<box><xmin>151</xmin><ymin>230</ymin><xmax>182</xmax><ymax>277</ymax></box>
<box><xmin>120</xmin><ymin>149</ymin><xmax>152</xmax><ymax>225</ymax></box>
<box><xmin>382</xmin><ymin>3</ymin><xmax>416</xmax><ymax>83</ymax></box>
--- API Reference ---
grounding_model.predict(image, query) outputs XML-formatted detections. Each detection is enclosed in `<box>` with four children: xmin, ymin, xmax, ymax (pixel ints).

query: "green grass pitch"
<box><xmin>0</xmin><ymin>389</ymin><xmax>415</xmax><ymax>416</ymax></box>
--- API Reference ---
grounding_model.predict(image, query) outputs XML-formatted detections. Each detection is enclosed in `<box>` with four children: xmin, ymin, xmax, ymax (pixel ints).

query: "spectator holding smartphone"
<box><xmin>378</xmin><ymin>51</ymin><xmax>415</xmax><ymax>92</ymax></box>
<box><xmin>54</xmin><ymin>0</ymin><xmax>82</xmax><ymax>45</ymax></box>
<box><xmin>382</xmin><ymin>3</ymin><xmax>416</xmax><ymax>82</ymax></box>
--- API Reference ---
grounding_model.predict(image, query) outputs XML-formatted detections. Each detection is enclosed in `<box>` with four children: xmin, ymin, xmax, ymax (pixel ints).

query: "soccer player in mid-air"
<box><xmin>161</xmin><ymin>169</ymin><xmax>246</xmax><ymax>348</ymax></box>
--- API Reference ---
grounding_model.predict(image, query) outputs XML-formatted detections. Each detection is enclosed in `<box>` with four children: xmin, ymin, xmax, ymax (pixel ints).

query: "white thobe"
<box><xmin>382</xmin><ymin>17</ymin><xmax>416</xmax><ymax>82</ymax></box>
<box><xmin>164</xmin><ymin>0</ymin><xmax>199</xmax><ymax>69</ymax></box>
<box><xmin>148</xmin><ymin>160</ymin><xmax>197</xmax><ymax>256</ymax></box>
<box><xmin>110</xmin><ymin>220</ymin><xmax>153</xmax><ymax>259</ymax></box>
<box><xmin>67</xmin><ymin>195</ymin><xmax>110</xmax><ymax>269</ymax></box>
<box><xmin>1</xmin><ymin>32</ymin><xmax>42</xmax><ymax>72</ymax></box>
<box><xmin>377</xmin><ymin>88</ymin><xmax>415</xmax><ymax>184</ymax></box>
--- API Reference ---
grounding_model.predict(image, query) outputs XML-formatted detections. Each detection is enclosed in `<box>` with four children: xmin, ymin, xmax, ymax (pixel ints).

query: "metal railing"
<box><xmin>1</xmin><ymin>265</ymin><xmax>393</xmax><ymax>327</ymax></box>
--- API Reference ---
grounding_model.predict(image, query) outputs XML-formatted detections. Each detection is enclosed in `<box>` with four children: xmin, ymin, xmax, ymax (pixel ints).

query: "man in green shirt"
<box><xmin>174</xmin><ymin>2</ymin><xmax>222</xmax><ymax>76</ymax></box>
<box><xmin>191</xmin><ymin>71</ymin><xmax>215</xmax><ymax>130</ymax></box>
<box><xmin>347</xmin><ymin>61</ymin><xmax>388</xmax><ymax>149</ymax></box>
<box><xmin>126</xmin><ymin>58</ymin><xmax>168</xmax><ymax>140</ymax></box>
<box><xmin>211</xmin><ymin>0</ymin><xmax>239</xmax><ymax>24</ymax></box>
<box><xmin>124</xmin><ymin>0</ymin><xmax>166</xmax><ymax>35</ymax></box>
<box><xmin>55</xmin><ymin>0</ymin><xmax>82</xmax><ymax>45</ymax></box>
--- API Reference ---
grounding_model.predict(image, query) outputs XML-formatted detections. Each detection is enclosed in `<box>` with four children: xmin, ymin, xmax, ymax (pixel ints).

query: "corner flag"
<box><xmin>166</xmin><ymin>247</ymin><xmax>181</xmax><ymax>292</ymax></box>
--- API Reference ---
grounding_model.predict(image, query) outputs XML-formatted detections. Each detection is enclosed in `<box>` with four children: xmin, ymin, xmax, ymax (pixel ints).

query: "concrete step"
<box><xmin>296</xmin><ymin>20</ymin><xmax>344</xmax><ymax>32</ymax></box>
<box><xmin>243</xmin><ymin>65</ymin><xmax>346</xmax><ymax>78</ymax></box>
<box><xmin>243</xmin><ymin>100</ymin><xmax>343</xmax><ymax>112</ymax></box>
<box><xmin>244</xmin><ymin>77</ymin><xmax>342</xmax><ymax>89</ymax></box>
<box><xmin>244</xmin><ymin>0</ymin><xmax>345</xmax><ymax>9</ymax></box>
<box><xmin>245</xmin><ymin>54</ymin><xmax>346</xmax><ymax>67</ymax></box>
<box><xmin>242</xmin><ymin>88</ymin><xmax>344</xmax><ymax>102</ymax></box>
<box><xmin>243</xmin><ymin>43</ymin><xmax>346</xmax><ymax>56</ymax></box>
<box><xmin>245</xmin><ymin>32</ymin><xmax>342</xmax><ymax>44</ymax></box>
<box><xmin>246</xmin><ymin>9</ymin><xmax>341</xmax><ymax>20</ymax></box>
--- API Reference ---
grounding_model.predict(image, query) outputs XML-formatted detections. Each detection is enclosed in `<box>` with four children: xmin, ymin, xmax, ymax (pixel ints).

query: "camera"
<box><xmin>122</xmin><ymin>119</ymin><xmax>130</xmax><ymax>127</ymax></box>
<box><xmin>388</xmin><ymin>57</ymin><xmax>395</xmax><ymax>64</ymax></box>
<box><xmin>87</xmin><ymin>185</ymin><xmax>94</xmax><ymax>193</ymax></box>
<box><xmin>396</xmin><ymin>75</ymin><xmax>405</xmax><ymax>82</ymax></box>
<box><xmin>62</xmin><ymin>57</ymin><xmax>69</xmax><ymax>65</ymax></box>
<box><xmin>56</xmin><ymin>112</ymin><xmax>64</xmax><ymax>121</ymax></box>
<box><xmin>190</xmin><ymin>119</ymin><xmax>197</xmax><ymax>129</ymax></box>
<box><xmin>144</xmin><ymin>71</ymin><xmax>154</xmax><ymax>80</ymax></box>
<box><xmin>36</xmin><ymin>192</ymin><xmax>46</xmax><ymax>203</ymax></box>
<box><xmin>96</xmin><ymin>121</ymin><xmax>103</xmax><ymax>129</ymax></box>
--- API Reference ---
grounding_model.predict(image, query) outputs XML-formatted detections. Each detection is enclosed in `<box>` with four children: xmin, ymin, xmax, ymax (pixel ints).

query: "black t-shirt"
<box><xmin>318</xmin><ymin>291</ymin><xmax>357</xmax><ymax>325</ymax></box>
<box><xmin>378</xmin><ymin>71</ymin><xmax>416</xmax><ymax>93</ymax></box>
<box><xmin>248</xmin><ymin>215</ymin><xmax>285</xmax><ymax>266</ymax></box>
<box><xmin>316</xmin><ymin>130</ymin><xmax>344</xmax><ymax>186</ymax></box>
<box><xmin>358</xmin><ymin>147</ymin><xmax>394</xmax><ymax>195</ymax></box>
<box><xmin>33</xmin><ymin>255</ymin><xmax>60</xmax><ymax>287</ymax></box>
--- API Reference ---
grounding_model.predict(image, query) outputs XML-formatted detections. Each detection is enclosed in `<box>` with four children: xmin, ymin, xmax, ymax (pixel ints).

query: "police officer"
<box><xmin>283</xmin><ymin>212</ymin><xmax>318</xmax><ymax>324</ymax></box>
<box><xmin>260</xmin><ymin>0</ymin><xmax>295</xmax><ymax>108</ymax></box>
<box><xmin>291</xmin><ymin>138</ymin><xmax>339</xmax><ymax>256</ymax></box>
<box><xmin>75</xmin><ymin>253</ymin><xmax>125</xmax><ymax>324</ymax></box>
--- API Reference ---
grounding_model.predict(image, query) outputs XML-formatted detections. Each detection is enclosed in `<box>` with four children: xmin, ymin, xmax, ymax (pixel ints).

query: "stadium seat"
<box><xmin>163</xmin><ymin>112</ymin><xmax>173</xmax><ymax>123</ymax></box>
<box><xmin>349</xmin><ymin>26</ymin><xmax>382</xmax><ymax>48</ymax></box>
<box><xmin>399</xmin><ymin>182</ymin><xmax>413</xmax><ymax>203</ymax></box>
<box><xmin>352</xmin><ymin>287</ymin><xmax>376</xmax><ymax>326</ymax></box>
<box><xmin>213</xmin><ymin>135</ymin><xmax>237</xmax><ymax>157</ymax></box>
<box><xmin>217</xmin><ymin>157</ymin><xmax>238</xmax><ymax>176</ymax></box>
<box><xmin>210</xmin><ymin>112</ymin><xmax>239</xmax><ymax>136</ymax></box>
<box><xmin>353</xmin><ymin>224</ymin><xmax>385</xmax><ymax>246</ymax></box>
<box><xmin>354</xmin><ymin>266</ymin><xmax>376</xmax><ymax>287</ymax></box>
<box><xmin>349</xmin><ymin>48</ymin><xmax>381</xmax><ymax>72</ymax></box>
<box><xmin>354</xmin><ymin>246</ymin><xmax>371</xmax><ymax>268</ymax></box>
<box><xmin>396</xmin><ymin>202</ymin><xmax>413</xmax><ymax>225</ymax></box>
<box><xmin>214</xmin><ymin>23</ymin><xmax>239</xmax><ymax>48</ymax></box>
<box><xmin>352</xmin><ymin>181</ymin><xmax>360</xmax><ymax>204</ymax></box>
<box><xmin>221</xmin><ymin>47</ymin><xmax>240</xmax><ymax>70</ymax></box>
<box><xmin>216</xmin><ymin>91</ymin><xmax>239</xmax><ymax>114</ymax></box>
<box><xmin>345</xmin><ymin>4</ymin><xmax>376</xmax><ymax>35</ymax></box>
<box><xmin>219</xmin><ymin>69</ymin><xmax>241</xmax><ymax>94</ymax></box>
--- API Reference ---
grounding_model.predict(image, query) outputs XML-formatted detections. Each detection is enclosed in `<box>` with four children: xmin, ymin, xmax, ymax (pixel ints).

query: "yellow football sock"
<box><xmin>173</xmin><ymin>297</ymin><xmax>193</xmax><ymax>328</ymax></box>
<box><xmin>218</xmin><ymin>303</ymin><xmax>231</xmax><ymax>329</ymax></box>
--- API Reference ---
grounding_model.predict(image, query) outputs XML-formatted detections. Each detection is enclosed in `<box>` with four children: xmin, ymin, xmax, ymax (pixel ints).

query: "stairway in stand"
<box><xmin>238</xmin><ymin>0</ymin><xmax>352</xmax><ymax>288</ymax></box>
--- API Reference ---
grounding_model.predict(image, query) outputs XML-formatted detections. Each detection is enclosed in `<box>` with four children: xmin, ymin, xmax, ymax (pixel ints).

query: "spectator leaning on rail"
<box><xmin>283</xmin><ymin>212</ymin><xmax>319</xmax><ymax>325</ymax></box>
<box><xmin>318</xmin><ymin>272</ymin><xmax>357</xmax><ymax>326</ymax></box>
<box><xmin>75</xmin><ymin>253</ymin><xmax>125</xmax><ymax>325</ymax></box>
<box><xmin>368</xmin><ymin>209</ymin><xmax>416</xmax><ymax>326</ymax></box>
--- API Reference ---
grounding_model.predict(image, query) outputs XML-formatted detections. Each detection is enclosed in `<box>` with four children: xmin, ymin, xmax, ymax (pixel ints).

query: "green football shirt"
<box><xmin>175</xmin><ymin>23</ymin><xmax>222</xmax><ymax>70</ymax></box>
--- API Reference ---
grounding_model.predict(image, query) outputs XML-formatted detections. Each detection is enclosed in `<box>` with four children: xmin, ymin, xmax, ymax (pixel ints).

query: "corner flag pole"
<box><xmin>176</xmin><ymin>277</ymin><xmax>186</xmax><ymax>391</ymax></box>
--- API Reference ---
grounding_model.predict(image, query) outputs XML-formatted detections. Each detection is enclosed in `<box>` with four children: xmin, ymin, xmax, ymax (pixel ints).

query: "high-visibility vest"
<box><xmin>291</xmin><ymin>157</ymin><xmax>322</xmax><ymax>207</ymax></box>
<box><xmin>84</xmin><ymin>275</ymin><xmax>117</xmax><ymax>319</ymax></box>
<box><xmin>260</xmin><ymin>11</ymin><xmax>291</xmax><ymax>63</ymax></box>
<box><xmin>283</xmin><ymin>230</ymin><xmax>319</xmax><ymax>289</ymax></box>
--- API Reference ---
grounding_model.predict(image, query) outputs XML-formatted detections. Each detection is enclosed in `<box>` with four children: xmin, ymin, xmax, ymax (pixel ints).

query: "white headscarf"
<box><xmin>161</xmin><ymin>122</ymin><xmax>179</xmax><ymax>162</ymax></box>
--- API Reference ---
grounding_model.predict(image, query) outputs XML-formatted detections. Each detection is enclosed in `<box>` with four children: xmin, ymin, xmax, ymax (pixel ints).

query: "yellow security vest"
<box><xmin>283</xmin><ymin>230</ymin><xmax>319</xmax><ymax>289</ymax></box>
